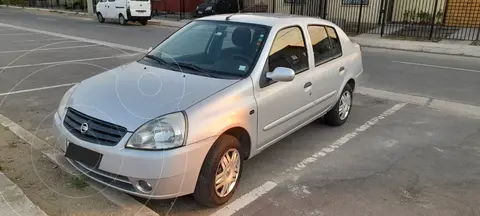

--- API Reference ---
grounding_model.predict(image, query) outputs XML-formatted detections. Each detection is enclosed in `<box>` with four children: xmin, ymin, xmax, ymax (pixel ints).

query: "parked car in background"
<box><xmin>54</xmin><ymin>13</ymin><xmax>363</xmax><ymax>207</ymax></box>
<box><xmin>196</xmin><ymin>0</ymin><xmax>239</xmax><ymax>17</ymax></box>
<box><xmin>96</xmin><ymin>0</ymin><xmax>151</xmax><ymax>25</ymax></box>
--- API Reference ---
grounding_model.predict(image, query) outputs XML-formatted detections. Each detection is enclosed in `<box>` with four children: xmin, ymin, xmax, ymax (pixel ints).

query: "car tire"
<box><xmin>119</xmin><ymin>14</ymin><xmax>127</xmax><ymax>25</ymax></box>
<box><xmin>140</xmin><ymin>20</ymin><xmax>148</xmax><ymax>26</ymax></box>
<box><xmin>324</xmin><ymin>84</ymin><xmax>353</xmax><ymax>126</ymax></box>
<box><xmin>193</xmin><ymin>134</ymin><xmax>243</xmax><ymax>207</ymax></box>
<box><xmin>97</xmin><ymin>13</ymin><xmax>105</xmax><ymax>23</ymax></box>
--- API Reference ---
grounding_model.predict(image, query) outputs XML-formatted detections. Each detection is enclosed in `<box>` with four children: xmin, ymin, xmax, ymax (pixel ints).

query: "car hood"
<box><xmin>68</xmin><ymin>61</ymin><xmax>238</xmax><ymax>131</ymax></box>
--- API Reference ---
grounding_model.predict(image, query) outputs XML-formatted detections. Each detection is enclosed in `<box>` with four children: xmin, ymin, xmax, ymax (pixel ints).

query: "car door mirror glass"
<box><xmin>266</xmin><ymin>67</ymin><xmax>295</xmax><ymax>82</ymax></box>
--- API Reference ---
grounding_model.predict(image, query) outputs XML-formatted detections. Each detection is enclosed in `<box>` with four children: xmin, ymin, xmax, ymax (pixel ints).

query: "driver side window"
<box><xmin>267</xmin><ymin>26</ymin><xmax>309</xmax><ymax>74</ymax></box>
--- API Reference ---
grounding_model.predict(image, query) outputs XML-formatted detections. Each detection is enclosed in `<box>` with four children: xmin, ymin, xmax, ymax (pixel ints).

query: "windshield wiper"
<box><xmin>144</xmin><ymin>54</ymin><xmax>177</xmax><ymax>71</ymax></box>
<box><xmin>175</xmin><ymin>62</ymin><xmax>221</xmax><ymax>78</ymax></box>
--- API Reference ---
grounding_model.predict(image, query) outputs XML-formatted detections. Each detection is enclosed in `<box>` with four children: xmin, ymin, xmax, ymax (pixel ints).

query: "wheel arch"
<box><xmin>220</xmin><ymin>127</ymin><xmax>252</xmax><ymax>160</ymax></box>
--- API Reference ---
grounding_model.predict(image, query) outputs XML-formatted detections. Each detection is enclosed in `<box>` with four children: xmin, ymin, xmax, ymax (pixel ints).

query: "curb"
<box><xmin>0</xmin><ymin>173</ymin><xmax>49</xmax><ymax>216</ymax></box>
<box><xmin>148</xmin><ymin>19</ymin><xmax>188</xmax><ymax>28</ymax></box>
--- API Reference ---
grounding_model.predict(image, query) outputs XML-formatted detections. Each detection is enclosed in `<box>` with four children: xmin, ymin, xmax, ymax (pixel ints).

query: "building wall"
<box><xmin>444</xmin><ymin>0</ymin><xmax>480</xmax><ymax>27</ymax></box>
<box><xmin>151</xmin><ymin>0</ymin><xmax>203</xmax><ymax>13</ymax></box>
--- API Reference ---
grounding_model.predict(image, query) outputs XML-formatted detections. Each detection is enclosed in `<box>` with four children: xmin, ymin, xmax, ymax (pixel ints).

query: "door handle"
<box><xmin>304</xmin><ymin>82</ymin><xmax>312</xmax><ymax>88</ymax></box>
<box><xmin>339</xmin><ymin>66</ymin><xmax>345</xmax><ymax>73</ymax></box>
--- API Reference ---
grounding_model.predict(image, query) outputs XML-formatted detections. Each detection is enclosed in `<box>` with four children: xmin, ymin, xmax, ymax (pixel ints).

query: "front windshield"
<box><xmin>144</xmin><ymin>20</ymin><xmax>270</xmax><ymax>78</ymax></box>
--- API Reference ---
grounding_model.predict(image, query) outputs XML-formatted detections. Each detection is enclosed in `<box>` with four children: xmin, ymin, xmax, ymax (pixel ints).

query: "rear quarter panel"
<box><xmin>334</xmin><ymin>25</ymin><xmax>363</xmax><ymax>95</ymax></box>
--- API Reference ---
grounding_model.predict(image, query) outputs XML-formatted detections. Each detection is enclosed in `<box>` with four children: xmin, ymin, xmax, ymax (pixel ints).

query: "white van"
<box><xmin>96</xmin><ymin>0</ymin><xmax>151</xmax><ymax>25</ymax></box>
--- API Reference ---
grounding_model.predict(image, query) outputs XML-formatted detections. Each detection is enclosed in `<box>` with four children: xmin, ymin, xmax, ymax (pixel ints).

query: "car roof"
<box><xmin>197</xmin><ymin>13</ymin><xmax>337</xmax><ymax>28</ymax></box>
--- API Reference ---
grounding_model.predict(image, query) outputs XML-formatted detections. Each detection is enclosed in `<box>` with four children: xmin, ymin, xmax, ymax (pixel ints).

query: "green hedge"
<box><xmin>1</xmin><ymin>0</ymin><xmax>28</xmax><ymax>7</ymax></box>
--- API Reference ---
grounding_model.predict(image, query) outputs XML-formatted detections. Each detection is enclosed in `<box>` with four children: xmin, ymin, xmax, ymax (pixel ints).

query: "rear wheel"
<box><xmin>193</xmin><ymin>134</ymin><xmax>243</xmax><ymax>207</ymax></box>
<box><xmin>325</xmin><ymin>84</ymin><xmax>353</xmax><ymax>126</ymax></box>
<box><xmin>119</xmin><ymin>14</ymin><xmax>127</xmax><ymax>25</ymax></box>
<box><xmin>97</xmin><ymin>13</ymin><xmax>105</xmax><ymax>23</ymax></box>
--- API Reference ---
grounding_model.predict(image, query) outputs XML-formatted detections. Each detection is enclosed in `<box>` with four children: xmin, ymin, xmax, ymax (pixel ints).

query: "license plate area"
<box><xmin>65</xmin><ymin>142</ymin><xmax>103</xmax><ymax>168</ymax></box>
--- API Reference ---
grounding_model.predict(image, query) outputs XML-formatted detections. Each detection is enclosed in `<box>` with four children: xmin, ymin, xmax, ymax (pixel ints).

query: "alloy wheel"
<box><xmin>214</xmin><ymin>148</ymin><xmax>241</xmax><ymax>198</ymax></box>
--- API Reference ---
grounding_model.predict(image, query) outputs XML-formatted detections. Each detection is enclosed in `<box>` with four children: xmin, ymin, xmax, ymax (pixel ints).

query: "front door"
<box><xmin>104</xmin><ymin>0</ymin><xmax>116</xmax><ymax>19</ymax></box>
<box><xmin>96</xmin><ymin>0</ymin><xmax>107</xmax><ymax>17</ymax></box>
<box><xmin>255</xmin><ymin>26</ymin><xmax>315</xmax><ymax>149</ymax></box>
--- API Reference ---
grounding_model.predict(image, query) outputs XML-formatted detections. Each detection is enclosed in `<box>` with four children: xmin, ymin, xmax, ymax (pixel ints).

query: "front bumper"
<box><xmin>53</xmin><ymin>112</ymin><xmax>214</xmax><ymax>199</ymax></box>
<box><xmin>196</xmin><ymin>9</ymin><xmax>215</xmax><ymax>17</ymax></box>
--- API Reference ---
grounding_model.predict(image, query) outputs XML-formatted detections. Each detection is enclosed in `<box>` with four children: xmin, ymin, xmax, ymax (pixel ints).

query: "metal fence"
<box><xmin>241</xmin><ymin>0</ymin><xmax>480</xmax><ymax>41</ymax></box>
<box><xmin>3</xmin><ymin>0</ymin><xmax>479</xmax><ymax>41</ymax></box>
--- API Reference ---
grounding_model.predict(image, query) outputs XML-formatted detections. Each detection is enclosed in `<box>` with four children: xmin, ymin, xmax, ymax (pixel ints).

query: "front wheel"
<box><xmin>193</xmin><ymin>134</ymin><xmax>243</xmax><ymax>207</ymax></box>
<box><xmin>325</xmin><ymin>84</ymin><xmax>353</xmax><ymax>126</ymax></box>
<box><xmin>118</xmin><ymin>14</ymin><xmax>127</xmax><ymax>25</ymax></box>
<box><xmin>139</xmin><ymin>20</ymin><xmax>148</xmax><ymax>26</ymax></box>
<box><xmin>97</xmin><ymin>13</ymin><xmax>105</xmax><ymax>23</ymax></box>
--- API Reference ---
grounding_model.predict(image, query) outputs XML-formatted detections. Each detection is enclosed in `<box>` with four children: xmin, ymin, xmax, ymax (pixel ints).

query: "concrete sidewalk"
<box><xmin>0</xmin><ymin>173</ymin><xmax>48</xmax><ymax>216</ymax></box>
<box><xmin>351</xmin><ymin>34</ymin><xmax>480</xmax><ymax>58</ymax></box>
<box><xmin>148</xmin><ymin>18</ymin><xmax>480</xmax><ymax>58</ymax></box>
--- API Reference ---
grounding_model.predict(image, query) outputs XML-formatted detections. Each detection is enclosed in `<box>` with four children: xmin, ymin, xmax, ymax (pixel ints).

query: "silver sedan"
<box><xmin>53</xmin><ymin>13</ymin><xmax>363</xmax><ymax>207</ymax></box>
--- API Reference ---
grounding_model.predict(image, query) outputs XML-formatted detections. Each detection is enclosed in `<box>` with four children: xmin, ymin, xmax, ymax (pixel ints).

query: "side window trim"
<box><xmin>260</xmin><ymin>25</ymin><xmax>310</xmax><ymax>88</ymax></box>
<box><xmin>307</xmin><ymin>24</ymin><xmax>334</xmax><ymax>67</ymax></box>
<box><xmin>325</xmin><ymin>25</ymin><xmax>343</xmax><ymax>58</ymax></box>
<box><xmin>308</xmin><ymin>24</ymin><xmax>343</xmax><ymax>67</ymax></box>
<box><xmin>307</xmin><ymin>24</ymin><xmax>343</xmax><ymax>67</ymax></box>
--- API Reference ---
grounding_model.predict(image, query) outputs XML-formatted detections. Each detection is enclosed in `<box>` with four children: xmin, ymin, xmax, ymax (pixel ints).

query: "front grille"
<box><xmin>63</xmin><ymin>108</ymin><xmax>127</xmax><ymax>146</ymax></box>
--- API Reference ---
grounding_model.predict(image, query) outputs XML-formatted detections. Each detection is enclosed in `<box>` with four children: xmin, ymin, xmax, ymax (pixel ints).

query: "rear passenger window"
<box><xmin>326</xmin><ymin>26</ymin><xmax>342</xmax><ymax>58</ymax></box>
<box><xmin>268</xmin><ymin>26</ymin><xmax>309</xmax><ymax>74</ymax></box>
<box><xmin>307</xmin><ymin>25</ymin><xmax>331</xmax><ymax>65</ymax></box>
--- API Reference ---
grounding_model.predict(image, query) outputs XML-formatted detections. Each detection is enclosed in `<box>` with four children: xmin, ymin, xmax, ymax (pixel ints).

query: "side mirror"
<box><xmin>147</xmin><ymin>47</ymin><xmax>153</xmax><ymax>53</ymax></box>
<box><xmin>266</xmin><ymin>67</ymin><xmax>295</xmax><ymax>82</ymax></box>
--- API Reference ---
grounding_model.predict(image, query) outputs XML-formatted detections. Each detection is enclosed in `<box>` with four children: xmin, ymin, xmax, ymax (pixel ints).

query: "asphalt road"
<box><xmin>1</xmin><ymin>7</ymin><xmax>480</xmax><ymax>216</ymax></box>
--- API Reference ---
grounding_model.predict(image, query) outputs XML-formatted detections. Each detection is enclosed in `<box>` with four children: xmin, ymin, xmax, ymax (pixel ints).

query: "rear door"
<box><xmin>305</xmin><ymin>25</ymin><xmax>344</xmax><ymax>113</ymax></box>
<box><xmin>104</xmin><ymin>0</ymin><xmax>116</xmax><ymax>18</ymax></box>
<box><xmin>128</xmin><ymin>0</ymin><xmax>151</xmax><ymax>17</ymax></box>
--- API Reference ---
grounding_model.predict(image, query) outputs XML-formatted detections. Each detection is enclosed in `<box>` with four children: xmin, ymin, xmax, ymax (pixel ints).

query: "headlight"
<box><xmin>196</xmin><ymin>6</ymin><xmax>199</xmax><ymax>10</ymax></box>
<box><xmin>58</xmin><ymin>84</ymin><xmax>78</xmax><ymax>119</ymax></box>
<box><xmin>206</xmin><ymin>6</ymin><xmax>212</xmax><ymax>10</ymax></box>
<box><xmin>126</xmin><ymin>112</ymin><xmax>187</xmax><ymax>150</ymax></box>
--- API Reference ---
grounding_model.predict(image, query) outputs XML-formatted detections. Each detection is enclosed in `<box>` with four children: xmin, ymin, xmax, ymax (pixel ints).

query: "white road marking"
<box><xmin>0</xmin><ymin>22</ymin><xmax>146</xmax><ymax>53</ymax></box>
<box><xmin>393</xmin><ymin>61</ymin><xmax>480</xmax><ymax>73</ymax></box>
<box><xmin>0</xmin><ymin>32</ymin><xmax>41</xmax><ymax>36</ymax></box>
<box><xmin>12</xmin><ymin>38</ymin><xmax>71</xmax><ymax>43</ymax></box>
<box><xmin>0</xmin><ymin>53</ymin><xmax>137</xmax><ymax>70</ymax></box>
<box><xmin>36</xmin><ymin>17</ymin><xmax>56</xmax><ymax>21</ymax></box>
<box><xmin>0</xmin><ymin>83</ymin><xmax>77</xmax><ymax>96</ymax></box>
<box><xmin>0</xmin><ymin>44</ymin><xmax>98</xmax><ymax>54</ymax></box>
<box><xmin>291</xmin><ymin>103</ymin><xmax>406</xmax><ymax>172</ymax></box>
<box><xmin>211</xmin><ymin>181</ymin><xmax>277</xmax><ymax>216</ymax></box>
<box><xmin>211</xmin><ymin>103</ymin><xmax>406</xmax><ymax>216</ymax></box>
